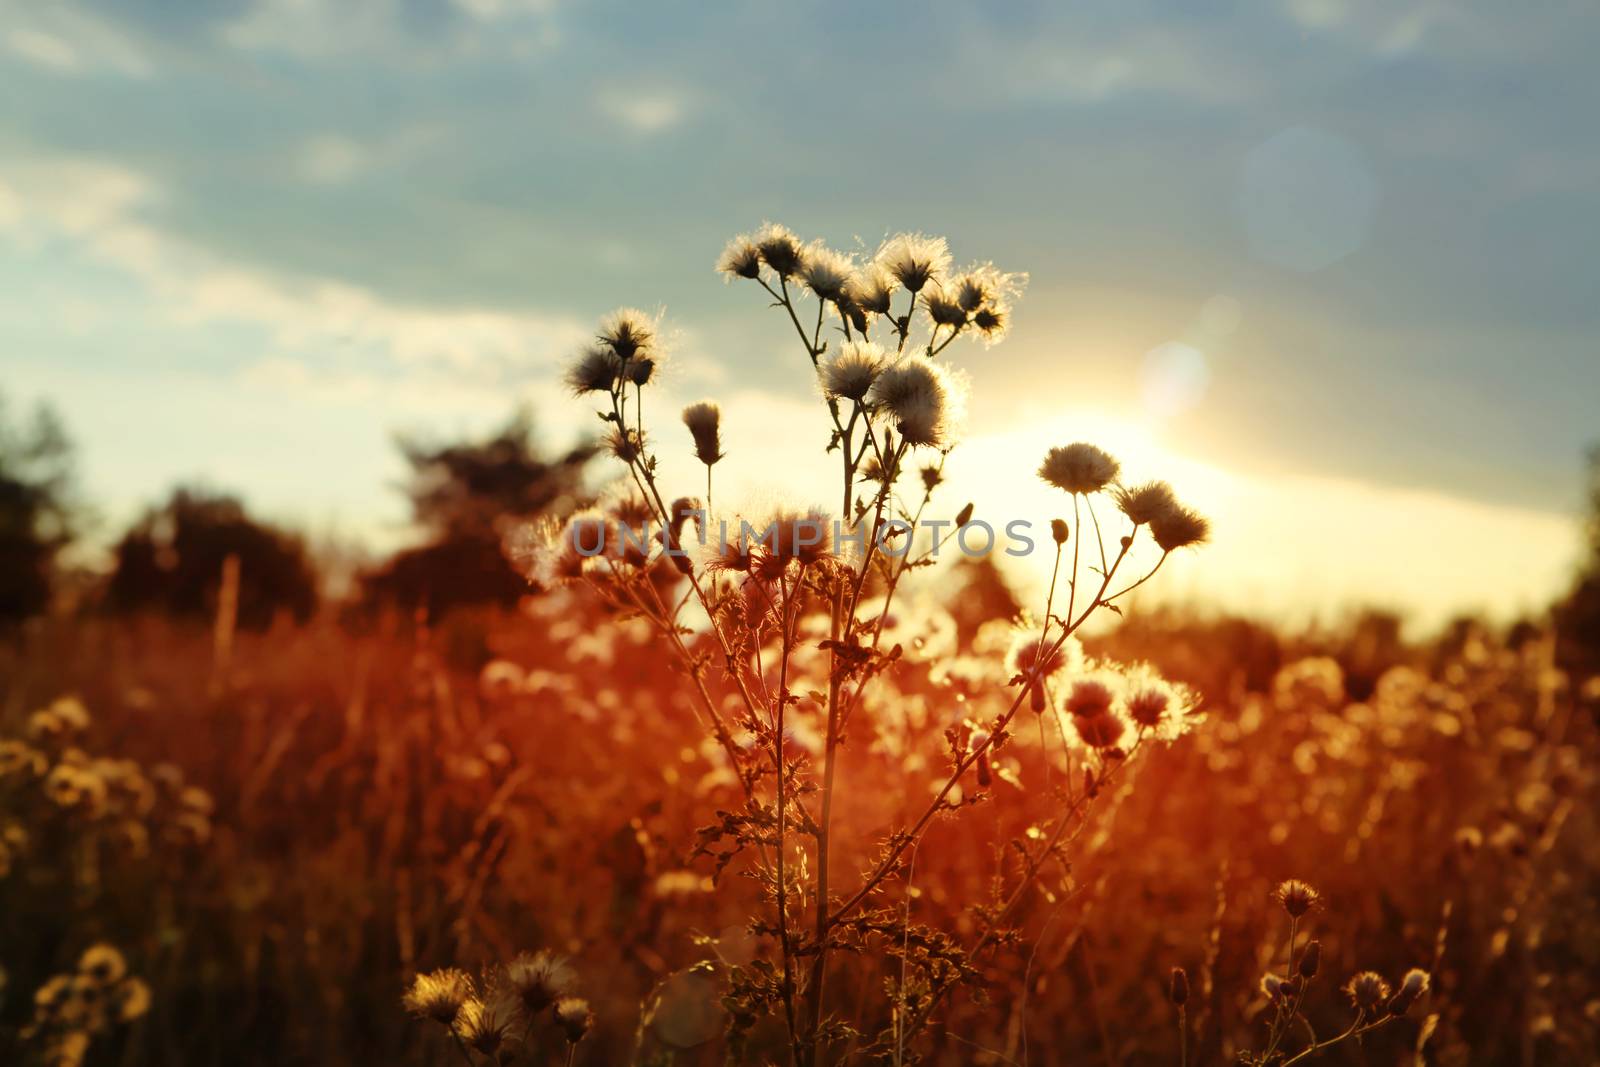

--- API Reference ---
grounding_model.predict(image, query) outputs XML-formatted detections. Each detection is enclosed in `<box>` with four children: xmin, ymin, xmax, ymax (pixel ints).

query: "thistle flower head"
<box><xmin>876</xmin><ymin>232</ymin><xmax>951</xmax><ymax>293</ymax></box>
<box><xmin>1275</xmin><ymin>879</ymin><xmax>1322</xmax><ymax>918</ymax></box>
<box><xmin>1343</xmin><ymin>971</ymin><xmax>1391</xmax><ymax>1013</ymax></box>
<box><xmin>604</xmin><ymin>426</ymin><xmax>647</xmax><ymax>465</ymax></box>
<box><xmin>453</xmin><ymin>991</ymin><xmax>520</xmax><ymax>1056</ymax></box>
<box><xmin>681</xmin><ymin>401</ymin><xmax>724</xmax><ymax>466</ymax></box>
<box><xmin>757</xmin><ymin>507</ymin><xmax>835</xmax><ymax>574</ymax></box>
<box><xmin>1075</xmin><ymin>712</ymin><xmax>1128</xmax><ymax>750</ymax></box>
<box><xmin>923</xmin><ymin>283</ymin><xmax>968</xmax><ymax>329</ymax></box>
<box><xmin>1039</xmin><ymin>443</ymin><xmax>1120</xmax><ymax>495</ymax></box>
<box><xmin>955</xmin><ymin>262</ymin><xmax>1013</xmax><ymax>308</ymax></box>
<box><xmin>845</xmin><ymin>263</ymin><xmax>897</xmax><ymax>315</ymax></box>
<box><xmin>1005</xmin><ymin>627</ymin><xmax>1076</xmax><ymax>680</ymax></box>
<box><xmin>504</xmin><ymin>950</ymin><xmax>574</xmax><ymax>1015</ymax></box>
<box><xmin>1260</xmin><ymin>973</ymin><xmax>1286</xmax><ymax>1001</ymax></box>
<box><xmin>868</xmin><ymin>358</ymin><xmax>965</xmax><ymax>448</ymax></box>
<box><xmin>717</xmin><ymin>234</ymin><xmax>763</xmax><ymax>280</ymax></box>
<box><xmin>822</xmin><ymin>341</ymin><xmax>886</xmax><ymax>402</ymax></box>
<box><xmin>403</xmin><ymin>968</ymin><xmax>475</xmax><ymax>1025</ymax></box>
<box><xmin>755</xmin><ymin>222</ymin><xmax>804</xmax><ymax>278</ymax></box>
<box><xmin>597</xmin><ymin>307</ymin><xmax>658</xmax><ymax>363</ymax></box>
<box><xmin>799</xmin><ymin>242</ymin><xmax>854</xmax><ymax>302</ymax></box>
<box><xmin>553</xmin><ymin>996</ymin><xmax>594</xmax><ymax>1045</ymax></box>
<box><xmin>1149</xmin><ymin>504</ymin><xmax>1209</xmax><ymax>553</ymax></box>
<box><xmin>1113</xmin><ymin>481</ymin><xmax>1178</xmax><ymax>526</ymax></box>
<box><xmin>1065</xmin><ymin>677</ymin><xmax>1115</xmax><ymax>718</ymax></box>
<box><xmin>972</xmin><ymin>303</ymin><xmax>1011</xmax><ymax>346</ymax></box>
<box><xmin>565</xmin><ymin>345</ymin><xmax>623</xmax><ymax>396</ymax></box>
<box><xmin>1387</xmin><ymin>968</ymin><xmax>1430</xmax><ymax>1014</ymax></box>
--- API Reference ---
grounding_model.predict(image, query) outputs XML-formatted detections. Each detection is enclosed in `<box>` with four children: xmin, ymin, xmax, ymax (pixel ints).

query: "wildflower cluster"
<box><xmin>404</xmin><ymin>950</ymin><xmax>592</xmax><ymax>1064</ymax></box>
<box><xmin>18</xmin><ymin>943</ymin><xmax>151</xmax><ymax>1067</ymax></box>
<box><xmin>489</xmin><ymin>220</ymin><xmax>1212</xmax><ymax>1063</ymax></box>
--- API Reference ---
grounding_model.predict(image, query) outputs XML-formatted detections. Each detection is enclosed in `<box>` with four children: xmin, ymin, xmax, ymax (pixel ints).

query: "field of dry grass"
<box><xmin>2</xmin><ymin>596</ymin><xmax>1596</xmax><ymax>1065</ymax></box>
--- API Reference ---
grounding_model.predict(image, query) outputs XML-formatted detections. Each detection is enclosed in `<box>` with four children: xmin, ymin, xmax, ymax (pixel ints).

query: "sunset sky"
<box><xmin>3</xmin><ymin>0</ymin><xmax>1596</xmax><ymax>625</ymax></box>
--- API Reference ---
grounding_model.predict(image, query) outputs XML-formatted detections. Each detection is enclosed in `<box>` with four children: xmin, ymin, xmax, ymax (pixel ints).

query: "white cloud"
<box><xmin>3</xmin><ymin>6</ymin><xmax>151</xmax><ymax>77</ymax></box>
<box><xmin>0</xmin><ymin>154</ymin><xmax>588</xmax><ymax>380</ymax></box>
<box><xmin>292</xmin><ymin>135</ymin><xmax>372</xmax><ymax>185</ymax></box>
<box><xmin>596</xmin><ymin>87</ymin><xmax>694</xmax><ymax>134</ymax></box>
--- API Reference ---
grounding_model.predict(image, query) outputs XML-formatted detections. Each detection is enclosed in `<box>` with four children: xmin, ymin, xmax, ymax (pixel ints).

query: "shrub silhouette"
<box><xmin>362</xmin><ymin>409</ymin><xmax>593</xmax><ymax>616</ymax></box>
<box><xmin>107</xmin><ymin>488</ymin><xmax>316</xmax><ymax>628</ymax></box>
<box><xmin>0</xmin><ymin>395</ymin><xmax>76</xmax><ymax>625</ymax></box>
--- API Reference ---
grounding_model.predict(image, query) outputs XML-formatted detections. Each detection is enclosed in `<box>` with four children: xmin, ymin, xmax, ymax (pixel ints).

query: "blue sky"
<box><xmin>2</xmin><ymin>0</ymin><xmax>1596</xmax><ymax>620</ymax></box>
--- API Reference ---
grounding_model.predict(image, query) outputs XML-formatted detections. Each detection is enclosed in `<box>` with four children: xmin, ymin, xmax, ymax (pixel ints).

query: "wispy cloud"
<box><xmin>0</xmin><ymin>154</ymin><xmax>588</xmax><ymax>379</ymax></box>
<box><xmin>3</xmin><ymin>5</ymin><xmax>151</xmax><ymax>77</ymax></box>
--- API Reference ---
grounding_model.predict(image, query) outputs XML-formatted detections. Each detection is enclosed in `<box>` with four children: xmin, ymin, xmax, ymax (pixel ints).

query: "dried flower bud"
<box><xmin>1298</xmin><ymin>940</ymin><xmax>1321</xmax><ymax>979</ymax></box>
<box><xmin>1169</xmin><ymin>967</ymin><xmax>1189</xmax><ymax>1006</ymax></box>
<box><xmin>1051</xmin><ymin>518</ymin><xmax>1069</xmax><ymax>544</ymax></box>
<box><xmin>1386</xmin><ymin>969</ymin><xmax>1430</xmax><ymax>1015</ymax></box>
<box><xmin>681</xmin><ymin>401</ymin><xmax>724</xmax><ymax>466</ymax></box>
<box><xmin>553</xmin><ymin>996</ymin><xmax>594</xmax><ymax>1044</ymax></box>
<box><xmin>921</xmin><ymin>465</ymin><xmax>942</xmax><ymax>492</ymax></box>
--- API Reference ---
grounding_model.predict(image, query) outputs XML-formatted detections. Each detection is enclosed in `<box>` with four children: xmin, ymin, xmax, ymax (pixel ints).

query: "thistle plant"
<box><xmin>515</xmin><ymin>221</ymin><xmax>1212</xmax><ymax>1063</ymax></box>
<box><xmin>1213</xmin><ymin>879</ymin><xmax>1433</xmax><ymax>1066</ymax></box>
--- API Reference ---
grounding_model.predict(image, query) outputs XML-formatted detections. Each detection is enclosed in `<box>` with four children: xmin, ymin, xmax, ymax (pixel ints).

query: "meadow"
<box><xmin>2</xmin><ymin>223</ymin><xmax>1598</xmax><ymax>1066</ymax></box>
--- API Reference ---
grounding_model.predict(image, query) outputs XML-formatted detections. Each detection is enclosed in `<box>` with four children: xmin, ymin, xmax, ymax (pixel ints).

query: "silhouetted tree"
<box><xmin>107</xmin><ymin>488</ymin><xmax>317</xmax><ymax>629</ymax></box>
<box><xmin>1556</xmin><ymin>445</ymin><xmax>1600</xmax><ymax>675</ymax></box>
<box><xmin>362</xmin><ymin>409</ymin><xmax>593</xmax><ymax>615</ymax></box>
<box><xmin>0</xmin><ymin>394</ymin><xmax>76</xmax><ymax>624</ymax></box>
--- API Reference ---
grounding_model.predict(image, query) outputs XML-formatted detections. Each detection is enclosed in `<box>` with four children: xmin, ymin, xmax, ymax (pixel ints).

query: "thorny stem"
<box><xmin>1278</xmin><ymin>1012</ymin><xmax>1397</xmax><ymax>1066</ymax></box>
<box><xmin>803</xmin><ymin>583</ymin><xmax>845</xmax><ymax>1062</ymax></box>
<box><xmin>773</xmin><ymin>566</ymin><xmax>805</xmax><ymax>1064</ymax></box>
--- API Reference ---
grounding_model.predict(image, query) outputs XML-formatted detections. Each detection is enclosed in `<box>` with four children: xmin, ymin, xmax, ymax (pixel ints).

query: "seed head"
<box><xmin>972</xmin><ymin>303</ymin><xmax>1011</xmax><ymax>345</ymax></box>
<box><xmin>923</xmin><ymin>283</ymin><xmax>968</xmax><ymax>328</ymax></box>
<box><xmin>1386</xmin><ymin>969</ymin><xmax>1430</xmax><ymax>1015</ymax></box>
<box><xmin>597</xmin><ymin>307</ymin><xmax>657</xmax><ymax>363</ymax></box>
<box><xmin>755</xmin><ymin>222</ymin><xmax>804</xmax><ymax>278</ymax></box>
<box><xmin>553</xmin><ymin>996</ymin><xmax>594</xmax><ymax>1044</ymax></box>
<box><xmin>504</xmin><ymin>951</ymin><xmax>575</xmax><ymax>1015</ymax></box>
<box><xmin>822</xmin><ymin>341</ymin><xmax>885</xmax><ymax>402</ymax></box>
<box><xmin>1039</xmin><ymin>443</ymin><xmax>1120</xmax><ymax>495</ymax></box>
<box><xmin>604</xmin><ymin>426</ymin><xmax>647</xmax><ymax>465</ymax></box>
<box><xmin>1149</xmin><ymin>505</ymin><xmax>1209</xmax><ymax>553</ymax></box>
<box><xmin>876</xmin><ymin>232</ymin><xmax>951</xmax><ymax>293</ymax></box>
<box><xmin>681</xmin><ymin>401</ymin><xmax>724</xmax><ymax>466</ymax></box>
<box><xmin>868</xmin><ymin>358</ymin><xmax>964</xmax><ymax>448</ymax></box>
<box><xmin>453</xmin><ymin>991</ymin><xmax>520</xmax><ymax>1056</ymax></box>
<box><xmin>1125</xmin><ymin>685</ymin><xmax>1172</xmax><ymax>728</ymax></box>
<box><xmin>1065</xmin><ymin>678</ymin><xmax>1115</xmax><ymax>718</ymax></box>
<box><xmin>565</xmin><ymin>346</ymin><xmax>621</xmax><ymax>396</ymax></box>
<box><xmin>1260</xmin><ymin>973</ymin><xmax>1286</xmax><ymax>1001</ymax></box>
<box><xmin>799</xmin><ymin>242</ymin><xmax>854</xmax><ymax>302</ymax></box>
<box><xmin>403</xmin><ymin>968</ymin><xmax>475</xmax><ymax>1025</ymax></box>
<box><xmin>1274</xmin><ymin>879</ymin><xmax>1321</xmax><ymax>918</ymax></box>
<box><xmin>717</xmin><ymin>234</ymin><xmax>763</xmax><ymax>280</ymax></box>
<box><xmin>1112</xmin><ymin>481</ymin><xmax>1178</xmax><ymax>526</ymax></box>
<box><xmin>845</xmin><ymin>263</ymin><xmax>897</xmax><ymax>315</ymax></box>
<box><xmin>1005</xmin><ymin>628</ymin><xmax>1072</xmax><ymax>680</ymax></box>
<box><xmin>1075</xmin><ymin>713</ymin><xmax>1125</xmax><ymax>750</ymax></box>
<box><xmin>1343</xmin><ymin>971</ymin><xmax>1391</xmax><ymax>1013</ymax></box>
